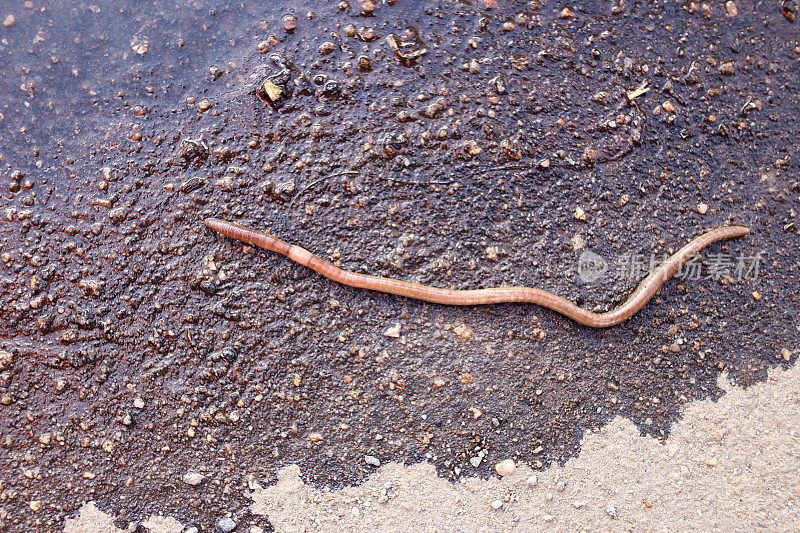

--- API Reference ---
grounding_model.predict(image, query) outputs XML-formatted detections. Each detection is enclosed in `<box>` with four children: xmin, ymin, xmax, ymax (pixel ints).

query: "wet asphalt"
<box><xmin>0</xmin><ymin>0</ymin><xmax>798</xmax><ymax>530</ymax></box>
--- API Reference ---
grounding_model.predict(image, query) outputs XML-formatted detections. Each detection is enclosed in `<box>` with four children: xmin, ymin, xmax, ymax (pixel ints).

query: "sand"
<box><xmin>65</xmin><ymin>363</ymin><xmax>800</xmax><ymax>532</ymax></box>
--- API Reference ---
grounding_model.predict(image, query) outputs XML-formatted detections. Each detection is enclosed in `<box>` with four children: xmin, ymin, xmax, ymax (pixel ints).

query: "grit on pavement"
<box><xmin>1</xmin><ymin>0</ymin><xmax>798</xmax><ymax>531</ymax></box>
<box><xmin>66</xmin><ymin>362</ymin><xmax>800</xmax><ymax>531</ymax></box>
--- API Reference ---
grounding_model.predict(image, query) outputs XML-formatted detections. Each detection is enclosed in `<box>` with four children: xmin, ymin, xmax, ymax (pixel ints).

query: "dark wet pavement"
<box><xmin>1</xmin><ymin>0</ymin><xmax>798</xmax><ymax>530</ymax></box>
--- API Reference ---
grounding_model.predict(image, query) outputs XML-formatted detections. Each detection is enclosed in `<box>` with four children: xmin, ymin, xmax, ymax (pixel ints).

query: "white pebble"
<box><xmin>491</xmin><ymin>500</ymin><xmax>503</xmax><ymax>510</ymax></box>
<box><xmin>526</xmin><ymin>475</ymin><xmax>538</xmax><ymax>486</ymax></box>
<box><xmin>183</xmin><ymin>472</ymin><xmax>206</xmax><ymax>486</ymax></box>
<box><xmin>495</xmin><ymin>459</ymin><xmax>516</xmax><ymax>476</ymax></box>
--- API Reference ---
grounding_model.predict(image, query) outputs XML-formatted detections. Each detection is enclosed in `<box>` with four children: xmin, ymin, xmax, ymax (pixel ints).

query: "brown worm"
<box><xmin>205</xmin><ymin>218</ymin><xmax>749</xmax><ymax>328</ymax></box>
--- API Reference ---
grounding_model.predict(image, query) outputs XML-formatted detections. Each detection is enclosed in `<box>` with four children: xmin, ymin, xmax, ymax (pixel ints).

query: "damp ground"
<box><xmin>0</xmin><ymin>0</ymin><xmax>798</xmax><ymax>531</ymax></box>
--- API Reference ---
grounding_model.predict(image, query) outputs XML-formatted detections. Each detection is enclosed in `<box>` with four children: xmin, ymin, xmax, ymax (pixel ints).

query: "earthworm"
<box><xmin>205</xmin><ymin>218</ymin><xmax>749</xmax><ymax>328</ymax></box>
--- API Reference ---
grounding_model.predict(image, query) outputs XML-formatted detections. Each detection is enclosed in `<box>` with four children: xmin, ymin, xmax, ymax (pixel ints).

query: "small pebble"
<box><xmin>220</xmin><ymin>346</ymin><xmax>237</xmax><ymax>362</ymax></box>
<box><xmin>784</xmin><ymin>4</ymin><xmax>798</xmax><ymax>22</ymax></box>
<box><xmin>282</xmin><ymin>14</ymin><xmax>297</xmax><ymax>32</ymax></box>
<box><xmin>526</xmin><ymin>475</ymin><xmax>538</xmax><ymax>486</ymax></box>
<box><xmin>183</xmin><ymin>472</ymin><xmax>206</xmax><ymax>486</ymax></box>
<box><xmin>215</xmin><ymin>516</ymin><xmax>237</xmax><ymax>533</ymax></box>
<box><xmin>0</xmin><ymin>350</ymin><xmax>13</xmax><ymax>371</ymax></box>
<box><xmin>719</xmin><ymin>60</ymin><xmax>735</xmax><ymax>75</ymax></box>
<box><xmin>697</xmin><ymin>203</ymin><xmax>709</xmax><ymax>214</ymax></box>
<box><xmin>560</xmin><ymin>7</ymin><xmax>574</xmax><ymax>18</ymax></box>
<box><xmin>131</xmin><ymin>37</ymin><xmax>148</xmax><ymax>55</ymax></box>
<box><xmin>495</xmin><ymin>459</ymin><xmax>516</xmax><ymax>476</ymax></box>
<box><xmin>607</xmin><ymin>504</ymin><xmax>617</xmax><ymax>518</ymax></box>
<box><xmin>491</xmin><ymin>500</ymin><xmax>503</xmax><ymax>510</ymax></box>
<box><xmin>319</xmin><ymin>41</ymin><xmax>336</xmax><ymax>55</ymax></box>
<box><xmin>101</xmin><ymin>166</ymin><xmax>116</xmax><ymax>181</ymax></box>
<box><xmin>3</xmin><ymin>14</ymin><xmax>15</xmax><ymax>27</ymax></box>
<box><xmin>365</xmin><ymin>455</ymin><xmax>381</xmax><ymax>467</ymax></box>
<box><xmin>197</xmin><ymin>100</ymin><xmax>212</xmax><ymax>112</ymax></box>
<box><xmin>383</xmin><ymin>323</ymin><xmax>401</xmax><ymax>337</ymax></box>
<box><xmin>453</xmin><ymin>324</ymin><xmax>473</xmax><ymax>341</ymax></box>
<box><xmin>543</xmin><ymin>514</ymin><xmax>554</xmax><ymax>522</ymax></box>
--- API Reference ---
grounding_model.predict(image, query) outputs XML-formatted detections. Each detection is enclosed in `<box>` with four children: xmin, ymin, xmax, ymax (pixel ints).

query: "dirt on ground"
<box><xmin>65</xmin><ymin>362</ymin><xmax>800</xmax><ymax>532</ymax></box>
<box><xmin>0</xmin><ymin>0</ymin><xmax>798</xmax><ymax>531</ymax></box>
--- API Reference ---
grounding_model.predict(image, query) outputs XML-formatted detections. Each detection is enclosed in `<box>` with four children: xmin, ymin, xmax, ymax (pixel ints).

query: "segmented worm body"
<box><xmin>205</xmin><ymin>218</ymin><xmax>748</xmax><ymax>328</ymax></box>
